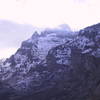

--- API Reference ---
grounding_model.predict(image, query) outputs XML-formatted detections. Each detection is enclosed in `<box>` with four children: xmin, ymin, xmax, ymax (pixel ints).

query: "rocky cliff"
<box><xmin>0</xmin><ymin>24</ymin><xmax>100</xmax><ymax>100</ymax></box>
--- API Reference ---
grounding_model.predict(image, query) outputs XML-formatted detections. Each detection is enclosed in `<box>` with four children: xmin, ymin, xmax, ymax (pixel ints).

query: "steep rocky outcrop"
<box><xmin>0</xmin><ymin>24</ymin><xmax>100</xmax><ymax>100</ymax></box>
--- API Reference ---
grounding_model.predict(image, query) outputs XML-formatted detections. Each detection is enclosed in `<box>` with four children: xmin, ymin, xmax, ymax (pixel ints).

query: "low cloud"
<box><xmin>0</xmin><ymin>20</ymin><xmax>34</xmax><ymax>48</ymax></box>
<box><xmin>0</xmin><ymin>20</ymin><xmax>34</xmax><ymax>58</ymax></box>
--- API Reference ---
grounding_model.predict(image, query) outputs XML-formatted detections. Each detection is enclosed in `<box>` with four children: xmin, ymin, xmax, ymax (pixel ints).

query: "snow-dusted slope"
<box><xmin>10</xmin><ymin>27</ymin><xmax>72</xmax><ymax>63</ymax></box>
<box><xmin>0</xmin><ymin>23</ymin><xmax>100</xmax><ymax>100</ymax></box>
<box><xmin>0</xmin><ymin>20</ymin><xmax>34</xmax><ymax>48</ymax></box>
<box><xmin>0</xmin><ymin>27</ymin><xmax>72</xmax><ymax>81</ymax></box>
<box><xmin>73</xmin><ymin>23</ymin><xmax>100</xmax><ymax>57</ymax></box>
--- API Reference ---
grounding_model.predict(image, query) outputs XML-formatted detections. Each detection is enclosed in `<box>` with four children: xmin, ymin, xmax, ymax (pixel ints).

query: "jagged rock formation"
<box><xmin>0</xmin><ymin>24</ymin><xmax>100</xmax><ymax>100</ymax></box>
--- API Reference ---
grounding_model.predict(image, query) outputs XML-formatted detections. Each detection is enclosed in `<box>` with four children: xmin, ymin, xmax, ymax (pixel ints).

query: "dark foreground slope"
<box><xmin>0</xmin><ymin>24</ymin><xmax>100</xmax><ymax>100</ymax></box>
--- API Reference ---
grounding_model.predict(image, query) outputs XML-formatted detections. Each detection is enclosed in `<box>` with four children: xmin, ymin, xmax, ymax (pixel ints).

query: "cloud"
<box><xmin>0</xmin><ymin>20</ymin><xmax>35</xmax><ymax>58</ymax></box>
<box><xmin>0</xmin><ymin>20</ymin><xmax>34</xmax><ymax>48</ymax></box>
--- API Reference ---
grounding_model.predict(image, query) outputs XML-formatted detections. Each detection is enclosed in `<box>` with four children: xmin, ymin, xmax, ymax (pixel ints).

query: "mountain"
<box><xmin>0</xmin><ymin>23</ymin><xmax>100</xmax><ymax>100</ymax></box>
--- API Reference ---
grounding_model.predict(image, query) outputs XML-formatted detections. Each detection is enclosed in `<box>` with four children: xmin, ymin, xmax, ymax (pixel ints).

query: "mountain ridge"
<box><xmin>0</xmin><ymin>23</ymin><xmax>100</xmax><ymax>100</ymax></box>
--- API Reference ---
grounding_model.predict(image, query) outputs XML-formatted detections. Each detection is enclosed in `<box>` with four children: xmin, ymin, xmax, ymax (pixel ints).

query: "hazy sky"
<box><xmin>0</xmin><ymin>0</ymin><xmax>100</xmax><ymax>58</ymax></box>
<box><xmin>0</xmin><ymin>0</ymin><xmax>100</xmax><ymax>29</ymax></box>
<box><xmin>0</xmin><ymin>20</ymin><xmax>34</xmax><ymax>58</ymax></box>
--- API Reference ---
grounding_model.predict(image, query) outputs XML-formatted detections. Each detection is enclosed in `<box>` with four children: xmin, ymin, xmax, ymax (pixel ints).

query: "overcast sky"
<box><xmin>0</xmin><ymin>20</ymin><xmax>34</xmax><ymax>58</ymax></box>
<box><xmin>0</xmin><ymin>0</ymin><xmax>100</xmax><ymax>29</ymax></box>
<box><xmin>0</xmin><ymin>0</ymin><xmax>100</xmax><ymax>58</ymax></box>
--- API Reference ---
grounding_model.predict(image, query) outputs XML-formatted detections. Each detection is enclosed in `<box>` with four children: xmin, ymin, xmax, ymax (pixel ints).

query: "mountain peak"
<box><xmin>31</xmin><ymin>31</ymin><xmax>40</xmax><ymax>38</ymax></box>
<box><xmin>84</xmin><ymin>23</ymin><xmax>100</xmax><ymax>31</ymax></box>
<box><xmin>0</xmin><ymin>23</ymin><xmax>100</xmax><ymax>100</ymax></box>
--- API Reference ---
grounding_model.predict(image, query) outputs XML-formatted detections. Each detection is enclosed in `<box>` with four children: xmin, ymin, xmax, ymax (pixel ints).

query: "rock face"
<box><xmin>0</xmin><ymin>24</ymin><xmax>100</xmax><ymax>100</ymax></box>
